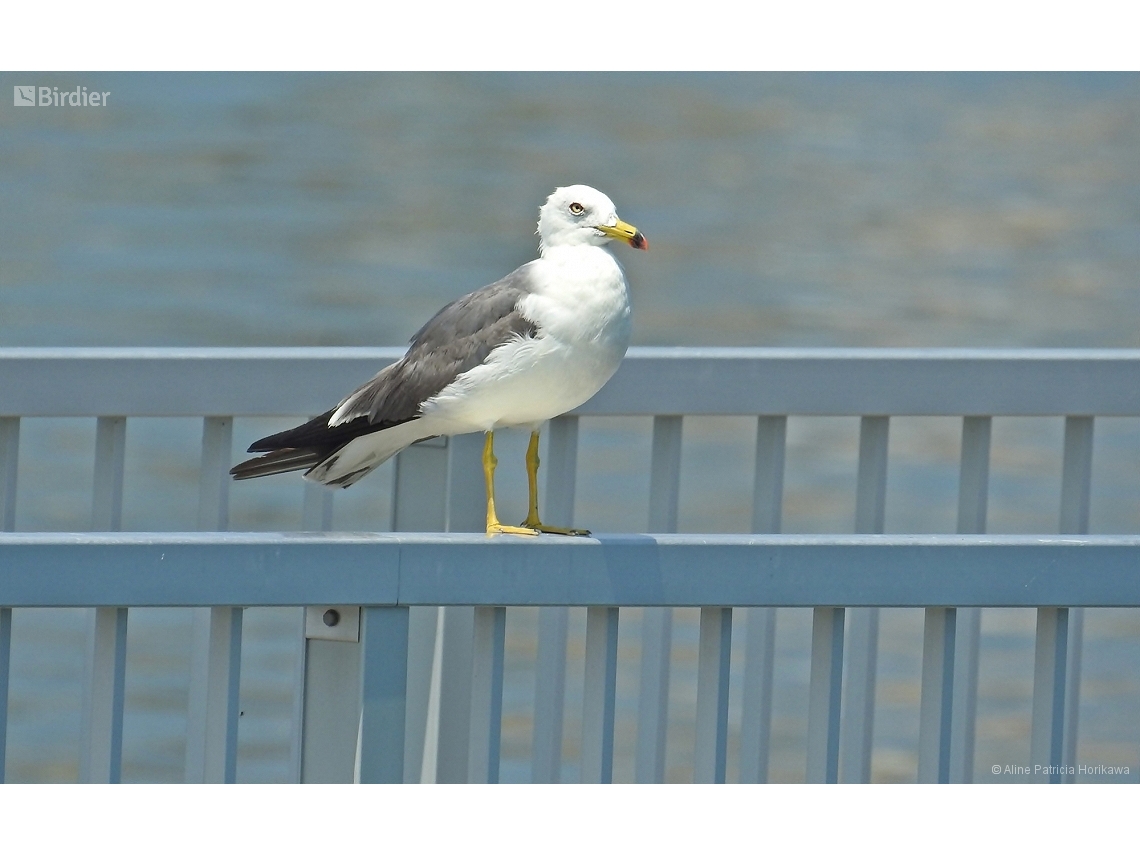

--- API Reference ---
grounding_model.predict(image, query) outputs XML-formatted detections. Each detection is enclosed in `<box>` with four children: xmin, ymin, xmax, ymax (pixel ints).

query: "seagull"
<box><xmin>230</xmin><ymin>185</ymin><xmax>647</xmax><ymax>535</ymax></box>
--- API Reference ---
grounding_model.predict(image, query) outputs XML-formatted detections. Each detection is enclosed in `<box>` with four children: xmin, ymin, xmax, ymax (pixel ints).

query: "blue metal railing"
<box><xmin>1</xmin><ymin>348</ymin><xmax>1138</xmax><ymax>784</ymax></box>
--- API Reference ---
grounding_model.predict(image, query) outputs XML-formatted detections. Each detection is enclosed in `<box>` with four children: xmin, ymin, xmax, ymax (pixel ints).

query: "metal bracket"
<box><xmin>305</xmin><ymin>606</ymin><xmax>361</xmax><ymax>642</ymax></box>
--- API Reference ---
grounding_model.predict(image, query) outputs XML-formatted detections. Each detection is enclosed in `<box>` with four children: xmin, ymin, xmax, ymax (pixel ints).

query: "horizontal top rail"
<box><xmin>2</xmin><ymin>347</ymin><xmax>1139</xmax><ymax>417</ymax></box>
<box><xmin>1</xmin><ymin>532</ymin><xmax>1139</xmax><ymax>608</ymax></box>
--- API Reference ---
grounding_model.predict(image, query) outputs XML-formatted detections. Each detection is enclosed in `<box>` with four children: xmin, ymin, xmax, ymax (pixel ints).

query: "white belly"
<box><xmin>420</xmin><ymin>331</ymin><xmax>627</xmax><ymax>432</ymax></box>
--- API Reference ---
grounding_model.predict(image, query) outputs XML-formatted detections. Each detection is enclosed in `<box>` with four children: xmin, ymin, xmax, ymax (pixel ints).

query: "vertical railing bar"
<box><xmin>299</xmin><ymin>476</ymin><xmax>333</xmax><ymax>783</ymax></box>
<box><xmin>635</xmin><ymin>609</ymin><xmax>671</xmax><ymax>783</ymax></box>
<box><xmin>186</xmin><ymin>417</ymin><xmax>244</xmax><ymax>784</ymax></box>
<box><xmin>0</xmin><ymin>606</ymin><xmax>10</xmax><ymax>784</ymax></box>
<box><xmin>431</xmin><ymin>432</ymin><xmax>484</xmax><ymax>784</ymax></box>
<box><xmin>299</xmin><ymin>635</ymin><xmax>362</xmax><ymax>783</ymax></box>
<box><xmin>0</xmin><ymin>418</ymin><xmax>14</xmax><ymax>783</ymax></box>
<box><xmin>806</xmin><ymin>607</ymin><xmax>845</xmax><ymax>784</ymax></box>
<box><xmin>839</xmin><ymin>415</ymin><xmax>888</xmax><ymax>783</ymax></box>
<box><xmin>298</xmin><ymin>438</ymin><xmax>336</xmax><ymax>785</ymax></box>
<box><xmin>389</xmin><ymin>438</ymin><xmax>448</xmax><ymax>783</ymax></box>
<box><xmin>79</xmin><ymin>606</ymin><xmax>128</xmax><ymax>784</ymax></box>
<box><xmin>1029</xmin><ymin>417</ymin><xmax>1093</xmax><ymax>785</ymax></box>
<box><xmin>81</xmin><ymin>416</ymin><xmax>128</xmax><ymax>784</ymax></box>
<box><xmin>1062</xmin><ymin>608</ymin><xmax>1084</xmax><ymax>781</ymax></box>
<box><xmin>635</xmin><ymin>415</ymin><xmax>682</xmax><ymax>783</ymax></box>
<box><xmin>647</xmin><ymin>415</ymin><xmax>683</xmax><ymax>533</ymax></box>
<box><xmin>741</xmin><ymin>415</ymin><xmax>786</xmax><ymax>783</ymax></box>
<box><xmin>533</xmin><ymin>607</ymin><xmax>569</xmax><ymax>784</ymax></box>
<box><xmin>1059</xmin><ymin>415</ymin><xmax>1093</xmax><ymax>782</ymax></box>
<box><xmin>581</xmin><ymin>606</ymin><xmax>619</xmax><ymax>784</ymax></box>
<box><xmin>694</xmin><ymin>607</ymin><xmax>732</xmax><ymax>784</ymax></box>
<box><xmin>543</xmin><ymin>416</ymin><xmax>580</xmax><ymax>527</ymax></box>
<box><xmin>741</xmin><ymin>608</ymin><xmax>777</xmax><ymax>784</ymax></box>
<box><xmin>221</xmin><ymin>607</ymin><xmax>242</xmax><ymax>783</ymax></box>
<box><xmin>0</xmin><ymin>417</ymin><xmax>18</xmax><ymax>532</ymax></box>
<box><xmin>532</xmin><ymin>416</ymin><xmax>578</xmax><ymax>784</ymax></box>
<box><xmin>950</xmin><ymin>415</ymin><xmax>990</xmax><ymax>783</ymax></box>
<box><xmin>433</xmin><ymin>605</ymin><xmax>475</xmax><ymax>784</ymax></box>
<box><xmin>402</xmin><ymin>607</ymin><xmax>440</xmax><ymax>783</ymax></box>
<box><xmin>292</xmin><ymin>477</ymin><xmax>335</xmax><ymax>783</ymax></box>
<box><xmin>956</xmin><ymin>417</ymin><xmax>992</xmax><ymax>535</ymax></box>
<box><xmin>294</xmin><ymin>476</ymin><xmax>332</xmax><ymax>784</ymax></box>
<box><xmin>1030</xmin><ymin>607</ymin><xmax>1069</xmax><ymax>783</ymax></box>
<box><xmin>751</xmin><ymin>415</ymin><xmax>787</xmax><ymax>536</ymax></box>
<box><xmin>356</xmin><ymin>606</ymin><xmax>410</xmax><ymax>784</ymax></box>
<box><xmin>91</xmin><ymin>416</ymin><xmax>126</xmax><ymax>532</ymax></box>
<box><xmin>419</xmin><ymin>613</ymin><xmax>445</xmax><ymax>783</ymax></box>
<box><xmin>287</xmin><ymin>608</ymin><xmax>308</xmax><ymax>783</ymax></box>
<box><xmin>468</xmin><ymin>606</ymin><xmax>506</xmax><ymax>784</ymax></box>
<box><xmin>1059</xmin><ymin>417</ymin><xmax>1094</xmax><ymax>535</ymax></box>
<box><xmin>186</xmin><ymin>606</ymin><xmax>244</xmax><ymax>783</ymax></box>
<box><xmin>917</xmin><ymin>607</ymin><xmax>957</xmax><ymax>783</ymax></box>
<box><xmin>197</xmin><ymin>416</ymin><xmax>232</xmax><ymax>531</ymax></box>
<box><xmin>920</xmin><ymin>414</ymin><xmax>992</xmax><ymax>784</ymax></box>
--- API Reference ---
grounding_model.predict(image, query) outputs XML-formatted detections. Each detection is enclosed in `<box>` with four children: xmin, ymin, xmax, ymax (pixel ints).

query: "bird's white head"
<box><xmin>537</xmin><ymin>185</ymin><xmax>648</xmax><ymax>256</ymax></box>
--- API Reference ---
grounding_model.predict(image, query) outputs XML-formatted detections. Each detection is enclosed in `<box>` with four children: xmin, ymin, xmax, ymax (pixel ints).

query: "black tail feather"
<box><xmin>229</xmin><ymin>447</ymin><xmax>329</xmax><ymax>480</ymax></box>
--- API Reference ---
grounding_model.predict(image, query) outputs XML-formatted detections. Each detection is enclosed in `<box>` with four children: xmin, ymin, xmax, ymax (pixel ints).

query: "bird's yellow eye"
<box><xmin>569</xmin><ymin>202</ymin><xmax>584</xmax><ymax>216</ymax></box>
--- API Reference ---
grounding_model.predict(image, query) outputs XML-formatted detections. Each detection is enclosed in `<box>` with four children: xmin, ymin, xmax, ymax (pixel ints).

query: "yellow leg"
<box><xmin>520</xmin><ymin>430</ymin><xmax>590</xmax><ymax>536</ymax></box>
<box><xmin>484</xmin><ymin>431</ymin><xmax>536</xmax><ymax>536</ymax></box>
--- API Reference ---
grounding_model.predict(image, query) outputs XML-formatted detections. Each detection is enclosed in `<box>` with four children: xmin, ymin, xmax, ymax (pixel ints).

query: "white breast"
<box><xmin>419</xmin><ymin>245</ymin><xmax>632</xmax><ymax>433</ymax></box>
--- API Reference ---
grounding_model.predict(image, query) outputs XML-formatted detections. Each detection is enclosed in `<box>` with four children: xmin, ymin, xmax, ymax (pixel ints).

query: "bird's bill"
<box><xmin>597</xmin><ymin>219</ymin><xmax>649</xmax><ymax>251</ymax></box>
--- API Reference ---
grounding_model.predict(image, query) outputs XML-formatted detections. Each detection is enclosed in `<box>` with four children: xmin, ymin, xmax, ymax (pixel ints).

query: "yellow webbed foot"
<box><xmin>487</xmin><ymin>522</ymin><xmax>539</xmax><ymax>536</ymax></box>
<box><xmin>520</xmin><ymin>518</ymin><xmax>591</xmax><ymax>536</ymax></box>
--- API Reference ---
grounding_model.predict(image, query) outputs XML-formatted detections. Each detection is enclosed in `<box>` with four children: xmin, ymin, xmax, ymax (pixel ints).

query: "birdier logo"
<box><xmin>13</xmin><ymin>85</ymin><xmax>109</xmax><ymax>106</ymax></box>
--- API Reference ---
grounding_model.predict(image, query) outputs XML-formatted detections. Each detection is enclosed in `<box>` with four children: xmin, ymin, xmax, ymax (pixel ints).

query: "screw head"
<box><xmin>323</xmin><ymin>608</ymin><xmax>341</xmax><ymax>627</ymax></box>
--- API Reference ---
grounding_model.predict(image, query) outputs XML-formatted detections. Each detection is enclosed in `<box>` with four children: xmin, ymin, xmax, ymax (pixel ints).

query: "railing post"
<box><xmin>0</xmin><ymin>606</ymin><xmax>9</xmax><ymax>784</ymax></box>
<box><xmin>81</xmin><ymin>416</ymin><xmax>128</xmax><ymax>784</ymax></box>
<box><xmin>950</xmin><ymin>416</ymin><xmax>990</xmax><ymax>783</ymax></box>
<box><xmin>917</xmin><ymin>606</ymin><xmax>956</xmax><ymax>783</ymax></box>
<box><xmin>840</xmin><ymin>415</ymin><xmax>888</xmax><ymax>782</ymax></box>
<box><xmin>185</xmin><ymin>606</ymin><xmax>242</xmax><ymax>784</ymax></box>
<box><xmin>741</xmin><ymin>415</ymin><xmax>785</xmax><ymax>783</ymax></box>
<box><xmin>0</xmin><ymin>417</ymin><xmax>17</xmax><ymax>532</ymax></box>
<box><xmin>186</xmin><ymin>416</ymin><xmax>242</xmax><ymax>784</ymax></box>
<box><xmin>1030</xmin><ymin>607</ymin><xmax>1069</xmax><ymax>783</ymax></box>
<box><xmin>1027</xmin><ymin>416</ymin><xmax>1094</xmax><ymax>785</ymax></box>
<box><xmin>532</xmin><ymin>416</ymin><xmax>578</xmax><ymax>783</ymax></box>
<box><xmin>694</xmin><ymin>607</ymin><xmax>732</xmax><ymax>784</ymax></box>
<box><xmin>300</xmin><ymin>607</ymin><xmax>361</xmax><ymax>783</ymax></box>
<box><xmin>429</xmin><ymin>432</ymin><xmax>484</xmax><ymax>783</ymax></box>
<box><xmin>289</xmin><ymin>482</ymin><xmax>335</xmax><ymax>782</ymax></box>
<box><xmin>1058</xmin><ymin>415</ymin><xmax>1093</xmax><ymax>782</ymax></box>
<box><xmin>391</xmin><ymin>436</ymin><xmax>448</xmax><ymax>783</ymax></box>
<box><xmin>0</xmin><ymin>418</ymin><xmax>15</xmax><ymax>783</ymax></box>
<box><xmin>807</xmin><ymin>606</ymin><xmax>845</xmax><ymax>784</ymax></box>
<box><xmin>533</xmin><ymin>605</ymin><xmax>569</xmax><ymax>783</ymax></box>
<box><xmin>356</xmin><ymin>606</ymin><xmax>410</xmax><ymax>784</ymax></box>
<box><xmin>581</xmin><ymin>606</ymin><xmax>619</xmax><ymax>784</ymax></box>
<box><xmin>635</xmin><ymin>415</ymin><xmax>682</xmax><ymax>783</ymax></box>
<box><xmin>468</xmin><ymin>606</ymin><xmax>506</xmax><ymax>783</ymax></box>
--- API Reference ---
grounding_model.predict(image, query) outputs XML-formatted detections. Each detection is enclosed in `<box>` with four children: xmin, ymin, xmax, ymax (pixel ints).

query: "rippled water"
<box><xmin>2</xmin><ymin>72</ymin><xmax>1139</xmax><ymax>782</ymax></box>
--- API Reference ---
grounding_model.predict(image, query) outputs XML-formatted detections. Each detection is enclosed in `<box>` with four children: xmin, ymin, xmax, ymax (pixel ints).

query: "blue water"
<box><xmin>2</xmin><ymin>72</ymin><xmax>1139</xmax><ymax>782</ymax></box>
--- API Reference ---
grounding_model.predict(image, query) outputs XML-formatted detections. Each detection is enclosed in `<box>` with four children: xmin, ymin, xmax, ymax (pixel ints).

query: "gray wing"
<box><xmin>236</xmin><ymin>262</ymin><xmax>540</xmax><ymax>469</ymax></box>
<box><xmin>242</xmin><ymin>263</ymin><xmax>539</xmax><ymax>458</ymax></box>
<box><xmin>330</xmin><ymin>262</ymin><xmax>540</xmax><ymax>426</ymax></box>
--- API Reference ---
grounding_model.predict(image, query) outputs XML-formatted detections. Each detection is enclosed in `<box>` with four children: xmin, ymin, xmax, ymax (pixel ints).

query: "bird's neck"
<box><xmin>539</xmin><ymin>242</ymin><xmax>615</xmax><ymax>263</ymax></box>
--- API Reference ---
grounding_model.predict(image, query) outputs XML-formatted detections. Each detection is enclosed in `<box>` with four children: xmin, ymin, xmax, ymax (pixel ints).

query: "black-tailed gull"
<box><xmin>230</xmin><ymin>184</ymin><xmax>648</xmax><ymax>535</ymax></box>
